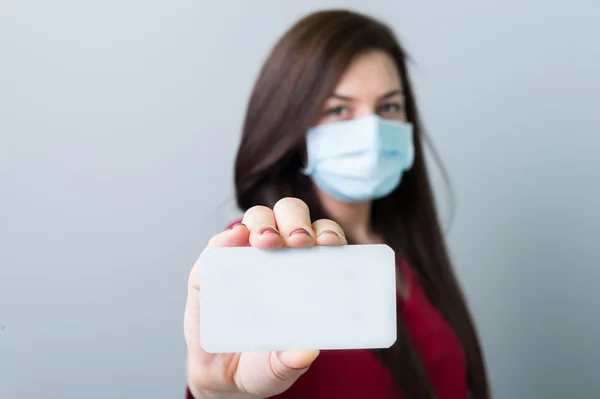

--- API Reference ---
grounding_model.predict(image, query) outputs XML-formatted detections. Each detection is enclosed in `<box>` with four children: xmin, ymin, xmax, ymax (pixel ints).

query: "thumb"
<box><xmin>270</xmin><ymin>350</ymin><xmax>320</xmax><ymax>380</ymax></box>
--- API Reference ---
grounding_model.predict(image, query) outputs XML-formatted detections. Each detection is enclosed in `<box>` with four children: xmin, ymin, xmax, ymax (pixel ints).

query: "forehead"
<box><xmin>333</xmin><ymin>50</ymin><xmax>402</xmax><ymax>96</ymax></box>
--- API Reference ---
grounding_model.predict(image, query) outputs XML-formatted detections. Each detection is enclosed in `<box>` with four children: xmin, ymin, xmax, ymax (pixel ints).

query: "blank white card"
<box><xmin>198</xmin><ymin>244</ymin><xmax>397</xmax><ymax>353</ymax></box>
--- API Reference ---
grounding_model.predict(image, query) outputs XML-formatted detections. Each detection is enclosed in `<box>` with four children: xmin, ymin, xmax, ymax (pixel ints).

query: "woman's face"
<box><xmin>316</xmin><ymin>50</ymin><xmax>406</xmax><ymax>126</ymax></box>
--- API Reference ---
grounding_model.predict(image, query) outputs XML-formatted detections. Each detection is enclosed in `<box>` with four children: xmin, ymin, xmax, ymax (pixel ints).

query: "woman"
<box><xmin>184</xmin><ymin>9</ymin><xmax>491</xmax><ymax>399</ymax></box>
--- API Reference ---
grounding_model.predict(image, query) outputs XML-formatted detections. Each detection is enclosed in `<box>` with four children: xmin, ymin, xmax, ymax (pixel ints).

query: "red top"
<box><xmin>187</xmin><ymin>225</ymin><xmax>467</xmax><ymax>398</ymax></box>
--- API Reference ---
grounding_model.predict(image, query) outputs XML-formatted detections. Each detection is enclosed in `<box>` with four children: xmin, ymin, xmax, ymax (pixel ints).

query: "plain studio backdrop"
<box><xmin>1</xmin><ymin>1</ymin><xmax>599</xmax><ymax>398</ymax></box>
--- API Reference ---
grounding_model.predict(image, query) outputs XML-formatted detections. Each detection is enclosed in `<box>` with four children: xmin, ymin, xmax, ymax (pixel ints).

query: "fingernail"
<box><xmin>259</xmin><ymin>227</ymin><xmax>280</xmax><ymax>235</ymax></box>
<box><xmin>318</xmin><ymin>230</ymin><xmax>340</xmax><ymax>237</ymax></box>
<box><xmin>289</xmin><ymin>228</ymin><xmax>311</xmax><ymax>237</ymax></box>
<box><xmin>227</xmin><ymin>222</ymin><xmax>244</xmax><ymax>230</ymax></box>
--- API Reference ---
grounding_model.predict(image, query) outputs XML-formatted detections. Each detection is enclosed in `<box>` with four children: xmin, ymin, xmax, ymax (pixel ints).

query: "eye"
<box><xmin>378</xmin><ymin>102</ymin><xmax>402</xmax><ymax>114</ymax></box>
<box><xmin>325</xmin><ymin>106</ymin><xmax>350</xmax><ymax>118</ymax></box>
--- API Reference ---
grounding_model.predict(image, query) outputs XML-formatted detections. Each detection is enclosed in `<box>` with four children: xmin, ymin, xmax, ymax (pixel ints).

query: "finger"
<box><xmin>185</xmin><ymin>264</ymin><xmax>234</xmax><ymax>394</ymax></box>
<box><xmin>312</xmin><ymin>219</ymin><xmax>347</xmax><ymax>246</ymax></box>
<box><xmin>242</xmin><ymin>205</ymin><xmax>284</xmax><ymax>249</ymax></box>
<box><xmin>184</xmin><ymin>259</ymin><xmax>206</xmax><ymax>364</ymax></box>
<box><xmin>206</xmin><ymin>223</ymin><xmax>250</xmax><ymax>249</ymax></box>
<box><xmin>184</xmin><ymin>226</ymin><xmax>250</xmax><ymax>366</ymax></box>
<box><xmin>270</xmin><ymin>350</ymin><xmax>320</xmax><ymax>380</ymax></box>
<box><xmin>272</xmin><ymin>197</ymin><xmax>315</xmax><ymax>248</ymax></box>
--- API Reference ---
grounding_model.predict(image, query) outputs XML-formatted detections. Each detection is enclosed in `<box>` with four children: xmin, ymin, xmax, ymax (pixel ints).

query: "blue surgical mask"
<box><xmin>302</xmin><ymin>114</ymin><xmax>415</xmax><ymax>203</ymax></box>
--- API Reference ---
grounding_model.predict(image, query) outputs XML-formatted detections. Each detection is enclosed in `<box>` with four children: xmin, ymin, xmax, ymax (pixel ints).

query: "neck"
<box><xmin>317</xmin><ymin>190</ymin><xmax>380</xmax><ymax>244</ymax></box>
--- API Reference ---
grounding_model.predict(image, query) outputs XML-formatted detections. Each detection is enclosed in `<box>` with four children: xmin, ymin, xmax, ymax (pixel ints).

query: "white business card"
<box><xmin>198</xmin><ymin>244</ymin><xmax>397</xmax><ymax>353</ymax></box>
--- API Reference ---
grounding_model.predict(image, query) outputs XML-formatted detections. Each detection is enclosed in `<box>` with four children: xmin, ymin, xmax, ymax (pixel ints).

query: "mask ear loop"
<box><xmin>299</xmin><ymin>137</ymin><xmax>313</xmax><ymax>176</ymax></box>
<box><xmin>403</xmin><ymin>124</ymin><xmax>416</xmax><ymax>171</ymax></box>
<box><xmin>300</xmin><ymin>162</ymin><xmax>313</xmax><ymax>176</ymax></box>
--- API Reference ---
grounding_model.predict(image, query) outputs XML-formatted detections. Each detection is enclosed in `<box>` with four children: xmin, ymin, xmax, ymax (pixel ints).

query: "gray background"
<box><xmin>1</xmin><ymin>0</ymin><xmax>599</xmax><ymax>398</ymax></box>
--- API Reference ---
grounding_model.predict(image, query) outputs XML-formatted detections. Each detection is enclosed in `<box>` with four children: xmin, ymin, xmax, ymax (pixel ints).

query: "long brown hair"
<box><xmin>233</xmin><ymin>9</ymin><xmax>490</xmax><ymax>398</ymax></box>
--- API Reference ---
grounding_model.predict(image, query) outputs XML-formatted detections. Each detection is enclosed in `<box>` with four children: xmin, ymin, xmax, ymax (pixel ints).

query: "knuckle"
<box><xmin>274</xmin><ymin>197</ymin><xmax>309</xmax><ymax>213</ymax></box>
<box><xmin>313</xmin><ymin>218</ymin><xmax>341</xmax><ymax>229</ymax></box>
<box><xmin>246</xmin><ymin>205</ymin><xmax>273</xmax><ymax>215</ymax></box>
<box><xmin>243</xmin><ymin>205</ymin><xmax>275</xmax><ymax>224</ymax></box>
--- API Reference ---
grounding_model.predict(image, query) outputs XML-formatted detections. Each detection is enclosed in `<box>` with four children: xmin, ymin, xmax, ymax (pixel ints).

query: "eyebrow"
<box><xmin>330</xmin><ymin>89</ymin><xmax>404</xmax><ymax>101</ymax></box>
